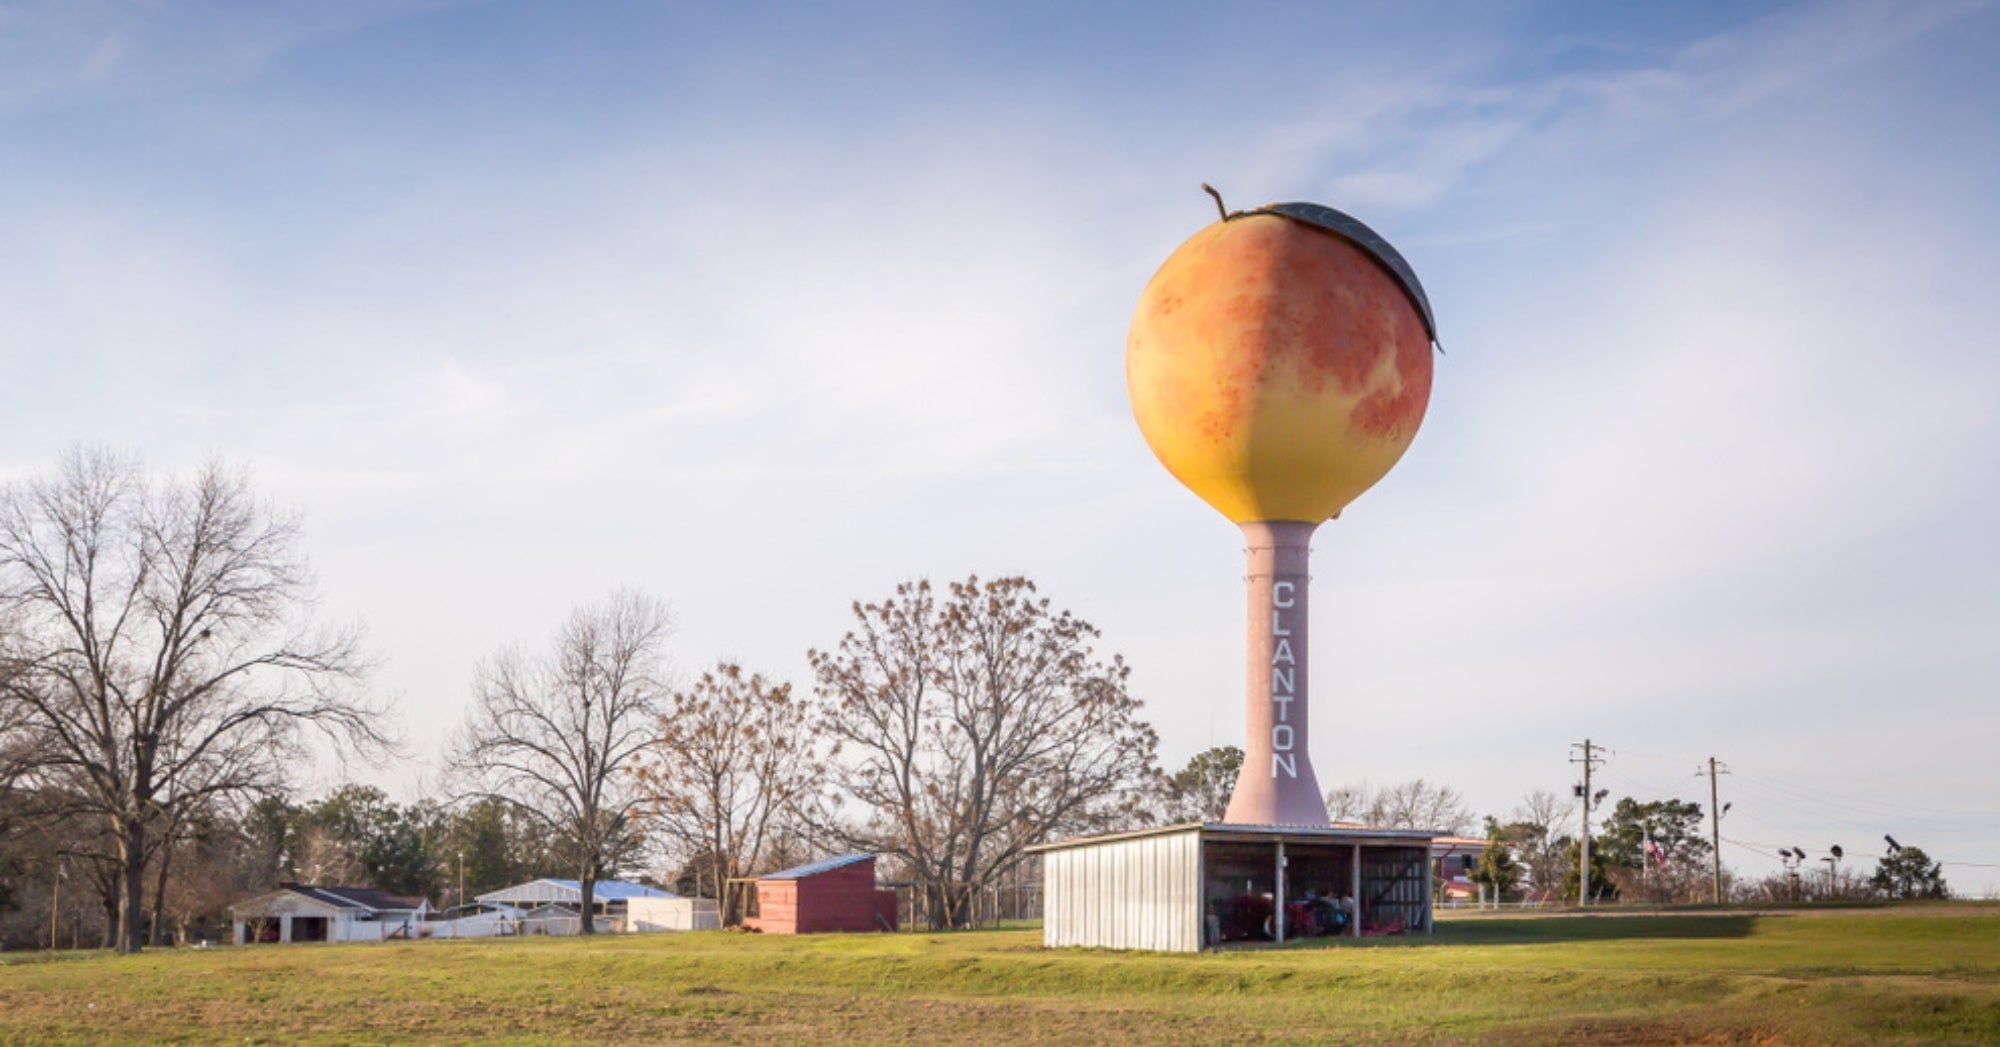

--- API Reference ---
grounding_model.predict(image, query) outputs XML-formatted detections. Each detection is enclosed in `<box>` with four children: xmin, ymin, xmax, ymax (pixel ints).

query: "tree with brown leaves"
<box><xmin>810</xmin><ymin>576</ymin><xmax>1157</xmax><ymax>929</ymax></box>
<box><xmin>635</xmin><ymin>663</ymin><xmax>820</xmax><ymax>921</ymax></box>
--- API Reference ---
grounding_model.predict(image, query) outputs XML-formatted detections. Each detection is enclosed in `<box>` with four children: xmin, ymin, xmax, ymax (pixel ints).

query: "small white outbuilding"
<box><xmin>625</xmin><ymin>895</ymin><xmax>721</xmax><ymax>932</ymax></box>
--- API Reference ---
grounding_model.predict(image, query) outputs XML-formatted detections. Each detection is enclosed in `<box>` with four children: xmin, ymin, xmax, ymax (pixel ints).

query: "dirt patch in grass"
<box><xmin>1494</xmin><ymin>1018</ymin><xmax>1824</xmax><ymax>1047</ymax></box>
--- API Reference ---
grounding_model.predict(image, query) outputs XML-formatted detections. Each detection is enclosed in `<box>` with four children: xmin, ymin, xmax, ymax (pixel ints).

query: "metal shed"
<box><xmin>1032</xmin><ymin>823</ymin><xmax>1435</xmax><ymax>952</ymax></box>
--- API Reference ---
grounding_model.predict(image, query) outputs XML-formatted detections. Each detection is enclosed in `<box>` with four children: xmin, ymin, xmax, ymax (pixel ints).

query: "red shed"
<box><xmin>743</xmin><ymin>854</ymin><xmax>897</xmax><ymax>934</ymax></box>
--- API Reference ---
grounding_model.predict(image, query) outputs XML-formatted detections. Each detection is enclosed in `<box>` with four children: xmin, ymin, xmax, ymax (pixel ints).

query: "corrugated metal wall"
<box><xmin>1360</xmin><ymin>846</ymin><xmax>1431</xmax><ymax>933</ymax></box>
<box><xmin>1042</xmin><ymin>830</ymin><xmax>1201</xmax><ymax>952</ymax></box>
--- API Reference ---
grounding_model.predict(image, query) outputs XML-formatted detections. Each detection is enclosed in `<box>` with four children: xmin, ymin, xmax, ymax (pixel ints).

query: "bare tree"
<box><xmin>634</xmin><ymin>662</ymin><xmax>820</xmax><ymax>921</ymax></box>
<box><xmin>0</xmin><ymin>449</ymin><xmax>382</xmax><ymax>953</ymax></box>
<box><xmin>457</xmin><ymin>589</ymin><xmax>670</xmax><ymax>933</ymax></box>
<box><xmin>290</xmin><ymin>822</ymin><xmax>367</xmax><ymax>886</ymax></box>
<box><xmin>1499</xmin><ymin>788</ymin><xmax>1578</xmax><ymax>893</ymax></box>
<box><xmin>1379</xmin><ymin>779</ymin><xmax>1473</xmax><ymax>834</ymax></box>
<box><xmin>1324</xmin><ymin>782</ymin><xmax>1373</xmax><ymax>824</ymax></box>
<box><xmin>1321</xmin><ymin>779</ymin><xmax>1473</xmax><ymax>834</ymax></box>
<box><xmin>810</xmin><ymin>576</ymin><xmax>1158</xmax><ymax>929</ymax></box>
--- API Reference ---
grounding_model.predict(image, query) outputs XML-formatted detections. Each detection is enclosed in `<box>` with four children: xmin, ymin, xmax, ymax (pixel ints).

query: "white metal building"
<box><xmin>1032</xmin><ymin>823</ymin><xmax>1436</xmax><ymax>952</ymax></box>
<box><xmin>625</xmin><ymin>895</ymin><xmax>722</xmax><ymax>932</ymax></box>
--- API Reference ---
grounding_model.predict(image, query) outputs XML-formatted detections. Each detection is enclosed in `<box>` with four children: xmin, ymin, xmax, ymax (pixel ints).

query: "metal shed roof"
<box><xmin>475</xmin><ymin>878</ymin><xmax>675</xmax><ymax>906</ymax></box>
<box><xmin>230</xmin><ymin>885</ymin><xmax>428</xmax><ymax>916</ymax></box>
<box><xmin>759</xmin><ymin>853</ymin><xmax>874</xmax><ymax>880</ymax></box>
<box><xmin>1027</xmin><ymin>821</ymin><xmax>1436</xmax><ymax>854</ymax></box>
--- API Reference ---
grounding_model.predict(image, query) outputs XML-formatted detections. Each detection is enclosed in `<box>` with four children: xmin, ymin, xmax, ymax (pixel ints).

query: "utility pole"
<box><xmin>1570</xmin><ymin>739</ymin><xmax>1603</xmax><ymax>907</ymax></box>
<box><xmin>1699</xmin><ymin>757</ymin><xmax>1729</xmax><ymax>905</ymax></box>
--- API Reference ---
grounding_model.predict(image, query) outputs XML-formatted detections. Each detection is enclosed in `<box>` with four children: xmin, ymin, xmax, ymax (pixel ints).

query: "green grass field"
<box><xmin>2</xmin><ymin>905</ymin><xmax>1997</xmax><ymax>1045</ymax></box>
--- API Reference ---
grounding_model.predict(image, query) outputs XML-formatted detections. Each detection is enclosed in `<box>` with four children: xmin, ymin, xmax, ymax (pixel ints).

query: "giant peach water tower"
<box><xmin>1126</xmin><ymin>187</ymin><xmax>1437</xmax><ymax>826</ymax></box>
<box><xmin>1033</xmin><ymin>190</ymin><xmax>1441</xmax><ymax>951</ymax></box>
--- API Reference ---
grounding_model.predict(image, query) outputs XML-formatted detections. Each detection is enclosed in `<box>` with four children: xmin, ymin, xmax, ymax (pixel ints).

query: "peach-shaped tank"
<box><xmin>1127</xmin><ymin>202</ymin><xmax>1434</xmax><ymax>524</ymax></box>
<box><xmin>1128</xmin><ymin>193</ymin><xmax>1436</xmax><ymax>826</ymax></box>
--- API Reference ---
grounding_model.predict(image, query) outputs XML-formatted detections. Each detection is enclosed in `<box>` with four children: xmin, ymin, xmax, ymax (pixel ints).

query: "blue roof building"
<box><xmin>476</xmin><ymin>878</ymin><xmax>675</xmax><ymax>912</ymax></box>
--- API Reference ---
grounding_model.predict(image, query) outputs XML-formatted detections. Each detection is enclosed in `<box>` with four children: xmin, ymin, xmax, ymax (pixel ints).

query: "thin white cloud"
<box><xmin>1238</xmin><ymin>0</ymin><xmax>1994</xmax><ymax>216</ymax></box>
<box><xmin>0</xmin><ymin>0</ymin><xmax>473</xmax><ymax>111</ymax></box>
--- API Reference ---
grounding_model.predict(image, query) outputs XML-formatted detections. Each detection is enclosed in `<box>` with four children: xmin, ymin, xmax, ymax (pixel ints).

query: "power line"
<box><xmin>1720</xmin><ymin>836</ymin><xmax>1785</xmax><ymax>860</ymax></box>
<box><xmin>1596</xmin><ymin>754</ymin><xmax>1993</xmax><ymax>825</ymax></box>
<box><xmin>1726</xmin><ymin>778</ymin><xmax>1993</xmax><ymax>836</ymax></box>
<box><xmin>1724</xmin><ymin>836</ymin><xmax>2000</xmax><ymax>870</ymax></box>
<box><xmin>1596</xmin><ymin>758</ymin><xmax>1983</xmax><ymax>837</ymax></box>
<box><xmin>1598</xmin><ymin>764</ymin><xmax>1694</xmax><ymax>799</ymax></box>
<box><xmin>1608</xmin><ymin>747</ymin><xmax>1707</xmax><ymax>766</ymax></box>
<box><xmin>1730</xmin><ymin>767</ymin><xmax>1994</xmax><ymax>822</ymax></box>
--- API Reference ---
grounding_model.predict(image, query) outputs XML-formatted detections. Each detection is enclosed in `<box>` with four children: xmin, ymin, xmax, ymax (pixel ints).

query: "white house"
<box><xmin>230</xmin><ymin>884</ymin><xmax>432</xmax><ymax>944</ymax></box>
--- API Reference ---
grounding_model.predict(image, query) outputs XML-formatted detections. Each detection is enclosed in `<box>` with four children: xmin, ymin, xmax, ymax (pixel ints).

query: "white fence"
<box><xmin>412</xmin><ymin>910</ymin><xmax>523</xmax><ymax>939</ymax></box>
<box><xmin>410</xmin><ymin>912</ymin><xmax>622</xmax><ymax>939</ymax></box>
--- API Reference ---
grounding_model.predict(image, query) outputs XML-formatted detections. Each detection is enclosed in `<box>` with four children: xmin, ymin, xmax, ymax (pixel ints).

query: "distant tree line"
<box><xmin>0</xmin><ymin>783</ymin><xmax>588</xmax><ymax>950</ymax></box>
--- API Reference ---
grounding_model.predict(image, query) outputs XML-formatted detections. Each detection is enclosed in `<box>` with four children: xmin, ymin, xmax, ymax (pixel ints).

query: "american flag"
<box><xmin>1643</xmin><ymin>830</ymin><xmax>1667</xmax><ymax>867</ymax></box>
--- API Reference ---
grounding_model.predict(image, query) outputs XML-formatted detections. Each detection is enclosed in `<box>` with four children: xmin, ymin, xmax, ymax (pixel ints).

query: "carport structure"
<box><xmin>1033</xmin><ymin>822</ymin><xmax>1435</xmax><ymax>952</ymax></box>
<box><xmin>474</xmin><ymin>878</ymin><xmax>673</xmax><ymax>933</ymax></box>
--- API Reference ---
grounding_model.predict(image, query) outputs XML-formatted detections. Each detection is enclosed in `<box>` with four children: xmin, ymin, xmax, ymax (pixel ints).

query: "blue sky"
<box><xmin>4</xmin><ymin>0</ymin><xmax>1997</xmax><ymax>893</ymax></box>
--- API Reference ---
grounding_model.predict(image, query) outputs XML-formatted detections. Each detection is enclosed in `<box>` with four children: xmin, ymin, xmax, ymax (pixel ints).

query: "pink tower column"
<box><xmin>1222</xmin><ymin>520</ymin><xmax>1332</xmax><ymax>826</ymax></box>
